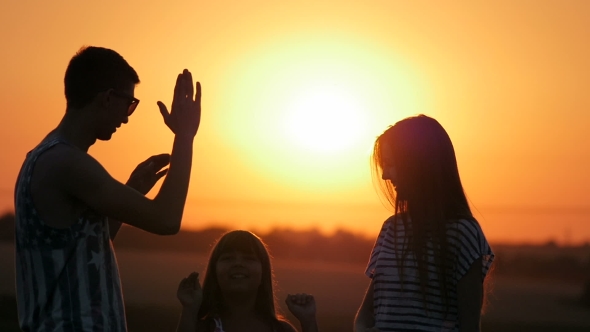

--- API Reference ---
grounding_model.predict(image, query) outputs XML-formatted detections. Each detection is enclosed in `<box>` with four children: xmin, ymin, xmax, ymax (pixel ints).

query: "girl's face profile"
<box><xmin>381</xmin><ymin>163</ymin><xmax>397</xmax><ymax>185</ymax></box>
<box><xmin>216</xmin><ymin>249</ymin><xmax>263</xmax><ymax>294</ymax></box>
<box><xmin>379</xmin><ymin>142</ymin><xmax>398</xmax><ymax>186</ymax></box>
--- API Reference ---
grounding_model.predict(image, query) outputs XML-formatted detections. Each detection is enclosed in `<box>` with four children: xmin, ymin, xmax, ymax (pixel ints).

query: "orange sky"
<box><xmin>1</xmin><ymin>1</ymin><xmax>589</xmax><ymax>244</ymax></box>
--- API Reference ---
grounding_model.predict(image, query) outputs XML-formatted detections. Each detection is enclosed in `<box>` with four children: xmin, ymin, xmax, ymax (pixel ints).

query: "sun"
<box><xmin>282</xmin><ymin>83</ymin><xmax>366</xmax><ymax>154</ymax></box>
<box><xmin>219</xmin><ymin>34</ymin><xmax>426</xmax><ymax>190</ymax></box>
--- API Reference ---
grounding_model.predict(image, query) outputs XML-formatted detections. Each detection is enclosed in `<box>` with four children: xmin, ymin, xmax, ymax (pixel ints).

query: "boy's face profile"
<box><xmin>94</xmin><ymin>85</ymin><xmax>136</xmax><ymax>141</ymax></box>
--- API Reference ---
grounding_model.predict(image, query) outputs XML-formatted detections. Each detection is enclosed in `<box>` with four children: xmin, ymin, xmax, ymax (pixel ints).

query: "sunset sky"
<box><xmin>1</xmin><ymin>1</ymin><xmax>589</xmax><ymax>244</ymax></box>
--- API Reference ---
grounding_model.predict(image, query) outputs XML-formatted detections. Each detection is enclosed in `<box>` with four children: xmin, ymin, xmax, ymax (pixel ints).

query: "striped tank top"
<box><xmin>365</xmin><ymin>216</ymin><xmax>494</xmax><ymax>332</ymax></box>
<box><xmin>14</xmin><ymin>138</ymin><xmax>127</xmax><ymax>332</ymax></box>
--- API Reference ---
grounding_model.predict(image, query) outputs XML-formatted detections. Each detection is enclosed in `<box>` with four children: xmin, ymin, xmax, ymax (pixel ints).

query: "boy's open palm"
<box><xmin>157</xmin><ymin>69</ymin><xmax>201</xmax><ymax>138</ymax></box>
<box><xmin>177</xmin><ymin>272</ymin><xmax>203</xmax><ymax>308</ymax></box>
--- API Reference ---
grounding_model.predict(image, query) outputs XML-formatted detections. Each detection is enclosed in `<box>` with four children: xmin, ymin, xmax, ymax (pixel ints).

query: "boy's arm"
<box><xmin>110</xmin><ymin>153</ymin><xmax>170</xmax><ymax>240</ymax></box>
<box><xmin>61</xmin><ymin>70</ymin><xmax>201</xmax><ymax>235</ymax></box>
<box><xmin>58</xmin><ymin>145</ymin><xmax>189</xmax><ymax>235</ymax></box>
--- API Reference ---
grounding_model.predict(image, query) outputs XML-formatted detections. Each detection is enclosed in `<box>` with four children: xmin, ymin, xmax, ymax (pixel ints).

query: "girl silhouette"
<box><xmin>355</xmin><ymin>115</ymin><xmax>494</xmax><ymax>332</ymax></box>
<box><xmin>177</xmin><ymin>230</ymin><xmax>318</xmax><ymax>332</ymax></box>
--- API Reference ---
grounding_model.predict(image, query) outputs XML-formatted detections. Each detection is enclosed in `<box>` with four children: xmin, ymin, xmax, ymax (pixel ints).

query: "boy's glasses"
<box><xmin>112</xmin><ymin>90</ymin><xmax>140</xmax><ymax>116</ymax></box>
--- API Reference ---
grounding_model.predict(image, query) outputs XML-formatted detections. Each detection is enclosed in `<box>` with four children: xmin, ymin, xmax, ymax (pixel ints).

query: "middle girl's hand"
<box><xmin>285</xmin><ymin>293</ymin><xmax>317</xmax><ymax>323</ymax></box>
<box><xmin>177</xmin><ymin>272</ymin><xmax>203</xmax><ymax>308</ymax></box>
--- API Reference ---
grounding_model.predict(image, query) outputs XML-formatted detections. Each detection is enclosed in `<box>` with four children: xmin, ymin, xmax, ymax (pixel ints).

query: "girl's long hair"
<box><xmin>198</xmin><ymin>230</ymin><xmax>282</xmax><ymax>328</ymax></box>
<box><xmin>372</xmin><ymin>115</ymin><xmax>473</xmax><ymax>311</ymax></box>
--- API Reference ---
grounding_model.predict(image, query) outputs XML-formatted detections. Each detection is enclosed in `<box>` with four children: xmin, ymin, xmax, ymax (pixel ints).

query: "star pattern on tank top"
<box><xmin>85</xmin><ymin>223</ymin><xmax>100</xmax><ymax>237</ymax></box>
<box><xmin>88</xmin><ymin>250</ymin><xmax>104</xmax><ymax>271</ymax></box>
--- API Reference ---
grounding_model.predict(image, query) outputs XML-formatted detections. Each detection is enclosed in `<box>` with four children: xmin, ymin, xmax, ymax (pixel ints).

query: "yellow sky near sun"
<box><xmin>1</xmin><ymin>1</ymin><xmax>589</xmax><ymax>244</ymax></box>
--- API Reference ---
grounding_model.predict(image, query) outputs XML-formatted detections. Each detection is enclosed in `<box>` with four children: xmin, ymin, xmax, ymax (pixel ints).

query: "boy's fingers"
<box><xmin>196</xmin><ymin>81</ymin><xmax>201</xmax><ymax>102</ymax></box>
<box><xmin>156</xmin><ymin>169</ymin><xmax>168</xmax><ymax>178</ymax></box>
<box><xmin>173</xmin><ymin>73</ymin><xmax>183</xmax><ymax>102</ymax></box>
<box><xmin>150</xmin><ymin>153</ymin><xmax>171</xmax><ymax>168</ymax></box>
<box><xmin>185</xmin><ymin>70</ymin><xmax>194</xmax><ymax>98</ymax></box>
<box><xmin>157</xmin><ymin>101</ymin><xmax>169</xmax><ymax>118</ymax></box>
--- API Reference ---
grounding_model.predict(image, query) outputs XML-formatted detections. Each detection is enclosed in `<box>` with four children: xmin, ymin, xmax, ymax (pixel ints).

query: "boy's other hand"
<box><xmin>126</xmin><ymin>154</ymin><xmax>170</xmax><ymax>195</ymax></box>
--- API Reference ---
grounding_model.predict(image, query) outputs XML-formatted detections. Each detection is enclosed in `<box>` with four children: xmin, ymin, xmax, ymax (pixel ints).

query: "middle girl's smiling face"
<box><xmin>216</xmin><ymin>250</ymin><xmax>263</xmax><ymax>294</ymax></box>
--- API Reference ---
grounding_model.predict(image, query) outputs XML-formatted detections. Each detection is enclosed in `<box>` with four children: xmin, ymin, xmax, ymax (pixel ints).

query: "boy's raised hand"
<box><xmin>177</xmin><ymin>272</ymin><xmax>203</xmax><ymax>308</ymax></box>
<box><xmin>157</xmin><ymin>69</ymin><xmax>201</xmax><ymax>138</ymax></box>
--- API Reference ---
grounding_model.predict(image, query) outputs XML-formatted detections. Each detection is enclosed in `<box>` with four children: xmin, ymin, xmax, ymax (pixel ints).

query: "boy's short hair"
<box><xmin>64</xmin><ymin>46</ymin><xmax>140</xmax><ymax>109</ymax></box>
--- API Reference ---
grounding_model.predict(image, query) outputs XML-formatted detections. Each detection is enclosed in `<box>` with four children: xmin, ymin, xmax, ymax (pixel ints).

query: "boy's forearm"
<box><xmin>153</xmin><ymin>135</ymin><xmax>194</xmax><ymax>233</ymax></box>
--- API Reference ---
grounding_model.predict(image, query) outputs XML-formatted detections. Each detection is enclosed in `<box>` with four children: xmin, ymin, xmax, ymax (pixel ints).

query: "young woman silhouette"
<box><xmin>355</xmin><ymin>115</ymin><xmax>494</xmax><ymax>332</ymax></box>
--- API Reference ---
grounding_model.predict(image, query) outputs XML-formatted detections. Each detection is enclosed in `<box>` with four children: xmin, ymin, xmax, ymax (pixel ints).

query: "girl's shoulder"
<box><xmin>275</xmin><ymin>319</ymin><xmax>297</xmax><ymax>332</ymax></box>
<box><xmin>195</xmin><ymin>318</ymin><xmax>216</xmax><ymax>332</ymax></box>
<box><xmin>446</xmin><ymin>217</ymin><xmax>483</xmax><ymax>236</ymax></box>
<box><xmin>383</xmin><ymin>213</ymin><xmax>409</xmax><ymax>225</ymax></box>
<box><xmin>381</xmin><ymin>214</ymin><xmax>402</xmax><ymax>232</ymax></box>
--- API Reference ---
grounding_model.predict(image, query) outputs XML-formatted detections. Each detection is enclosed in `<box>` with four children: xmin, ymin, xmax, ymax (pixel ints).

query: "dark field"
<box><xmin>1</xmin><ymin>243</ymin><xmax>590</xmax><ymax>331</ymax></box>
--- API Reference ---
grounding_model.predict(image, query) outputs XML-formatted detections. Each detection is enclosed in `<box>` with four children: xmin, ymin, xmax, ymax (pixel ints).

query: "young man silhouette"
<box><xmin>13</xmin><ymin>46</ymin><xmax>201</xmax><ymax>332</ymax></box>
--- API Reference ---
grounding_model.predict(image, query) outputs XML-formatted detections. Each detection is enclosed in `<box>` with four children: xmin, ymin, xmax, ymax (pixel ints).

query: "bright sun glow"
<box><xmin>220</xmin><ymin>34</ymin><xmax>426</xmax><ymax>190</ymax></box>
<box><xmin>283</xmin><ymin>83</ymin><xmax>365</xmax><ymax>153</ymax></box>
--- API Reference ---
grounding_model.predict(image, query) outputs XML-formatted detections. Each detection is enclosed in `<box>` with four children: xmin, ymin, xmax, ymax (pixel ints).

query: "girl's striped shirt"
<box><xmin>365</xmin><ymin>216</ymin><xmax>494</xmax><ymax>332</ymax></box>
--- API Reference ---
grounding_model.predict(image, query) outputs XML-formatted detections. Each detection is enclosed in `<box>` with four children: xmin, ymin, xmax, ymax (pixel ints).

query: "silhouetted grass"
<box><xmin>0</xmin><ymin>294</ymin><xmax>18</xmax><ymax>332</ymax></box>
<box><xmin>2</xmin><ymin>294</ymin><xmax>590</xmax><ymax>332</ymax></box>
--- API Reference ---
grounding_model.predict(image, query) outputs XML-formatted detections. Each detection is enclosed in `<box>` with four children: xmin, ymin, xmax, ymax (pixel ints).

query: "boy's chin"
<box><xmin>96</xmin><ymin>132</ymin><xmax>114</xmax><ymax>141</ymax></box>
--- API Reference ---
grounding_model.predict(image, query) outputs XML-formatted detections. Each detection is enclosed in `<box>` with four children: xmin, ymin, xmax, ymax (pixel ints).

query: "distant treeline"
<box><xmin>114</xmin><ymin>224</ymin><xmax>375</xmax><ymax>265</ymax></box>
<box><xmin>2</xmin><ymin>212</ymin><xmax>590</xmax><ymax>281</ymax></box>
<box><xmin>0</xmin><ymin>212</ymin><xmax>375</xmax><ymax>265</ymax></box>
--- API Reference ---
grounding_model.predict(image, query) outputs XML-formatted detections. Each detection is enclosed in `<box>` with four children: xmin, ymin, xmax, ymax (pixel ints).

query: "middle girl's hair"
<box><xmin>198</xmin><ymin>230</ymin><xmax>281</xmax><ymax>325</ymax></box>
